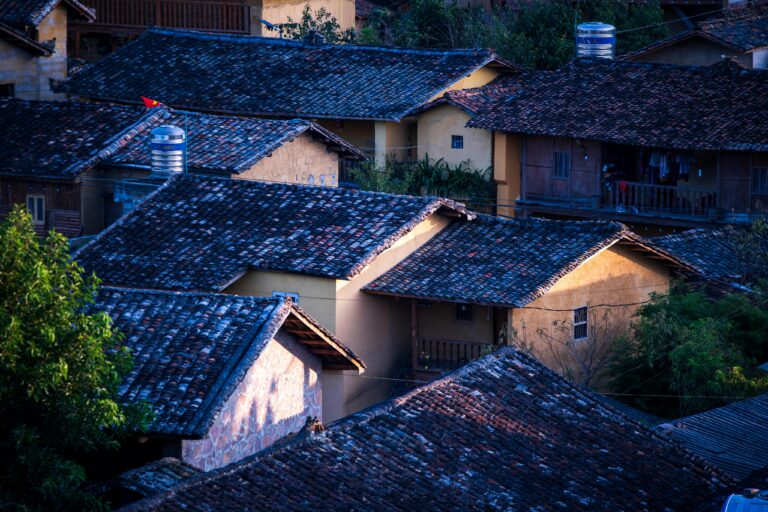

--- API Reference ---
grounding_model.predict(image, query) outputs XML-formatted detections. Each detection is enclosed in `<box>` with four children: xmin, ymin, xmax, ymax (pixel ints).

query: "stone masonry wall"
<box><xmin>181</xmin><ymin>330</ymin><xmax>322</xmax><ymax>471</ymax></box>
<box><xmin>237</xmin><ymin>133</ymin><xmax>339</xmax><ymax>187</ymax></box>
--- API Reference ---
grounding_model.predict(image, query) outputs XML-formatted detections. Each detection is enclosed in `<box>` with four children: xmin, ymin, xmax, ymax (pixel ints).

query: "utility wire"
<box><xmin>615</xmin><ymin>5</ymin><xmax>731</xmax><ymax>34</ymax></box>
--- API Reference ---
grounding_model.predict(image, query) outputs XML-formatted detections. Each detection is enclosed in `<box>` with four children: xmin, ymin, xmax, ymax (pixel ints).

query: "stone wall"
<box><xmin>237</xmin><ymin>133</ymin><xmax>339</xmax><ymax>187</ymax></box>
<box><xmin>0</xmin><ymin>5</ymin><xmax>67</xmax><ymax>100</ymax></box>
<box><xmin>181</xmin><ymin>330</ymin><xmax>322</xmax><ymax>471</ymax></box>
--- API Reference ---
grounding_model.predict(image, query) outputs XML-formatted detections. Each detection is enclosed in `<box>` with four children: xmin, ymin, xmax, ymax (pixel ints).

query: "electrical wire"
<box><xmin>614</xmin><ymin>5</ymin><xmax>731</xmax><ymax>34</ymax></box>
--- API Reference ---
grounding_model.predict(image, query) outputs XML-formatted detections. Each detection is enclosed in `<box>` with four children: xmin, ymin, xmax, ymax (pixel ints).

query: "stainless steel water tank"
<box><xmin>150</xmin><ymin>125</ymin><xmax>186</xmax><ymax>177</ymax></box>
<box><xmin>576</xmin><ymin>22</ymin><xmax>616</xmax><ymax>59</ymax></box>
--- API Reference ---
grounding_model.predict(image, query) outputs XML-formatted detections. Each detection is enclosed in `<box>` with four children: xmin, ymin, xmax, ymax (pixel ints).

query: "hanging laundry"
<box><xmin>659</xmin><ymin>153</ymin><xmax>671</xmax><ymax>183</ymax></box>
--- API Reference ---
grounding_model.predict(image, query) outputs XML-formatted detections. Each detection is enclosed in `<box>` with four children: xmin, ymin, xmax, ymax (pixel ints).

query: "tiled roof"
<box><xmin>468</xmin><ymin>58</ymin><xmax>768</xmax><ymax>152</ymax></box>
<box><xmin>0</xmin><ymin>98</ymin><xmax>161</xmax><ymax>178</ymax></box>
<box><xmin>651</xmin><ymin>228</ymin><xmax>751</xmax><ymax>280</ymax></box>
<box><xmin>75</xmin><ymin>176</ymin><xmax>470</xmax><ymax>289</ymax></box>
<box><xmin>659</xmin><ymin>393</ymin><xmax>768</xmax><ymax>480</ymax></box>
<box><xmin>365</xmin><ymin>215</ymin><xmax>687</xmax><ymax>308</ymax></box>
<box><xmin>124</xmin><ymin>347</ymin><xmax>731</xmax><ymax>512</ymax></box>
<box><xmin>413</xmin><ymin>72</ymin><xmax>533</xmax><ymax>116</ymax></box>
<box><xmin>114</xmin><ymin>458</ymin><xmax>202</xmax><ymax>498</ymax></box>
<box><xmin>63</xmin><ymin>27</ymin><xmax>512</xmax><ymax>121</ymax></box>
<box><xmin>0</xmin><ymin>100</ymin><xmax>362</xmax><ymax>179</ymax></box>
<box><xmin>94</xmin><ymin>287</ymin><xmax>362</xmax><ymax>437</ymax></box>
<box><xmin>107</xmin><ymin>110</ymin><xmax>365</xmax><ymax>175</ymax></box>
<box><xmin>698</xmin><ymin>5</ymin><xmax>768</xmax><ymax>52</ymax></box>
<box><xmin>0</xmin><ymin>0</ymin><xmax>93</xmax><ymax>27</ymax></box>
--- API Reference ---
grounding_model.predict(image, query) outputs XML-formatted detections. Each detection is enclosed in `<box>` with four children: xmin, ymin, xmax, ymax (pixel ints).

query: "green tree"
<box><xmin>283</xmin><ymin>4</ymin><xmax>357</xmax><ymax>43</ymax></box>
<box><xmin>609</xmin><ymin>284</ymin><xmax>768</xmax><ymax>418</ymax></box>
<box><xmin>0</xmin><ymin>206</ymin><xmax>148</xmax><ymax>511</ymax></box>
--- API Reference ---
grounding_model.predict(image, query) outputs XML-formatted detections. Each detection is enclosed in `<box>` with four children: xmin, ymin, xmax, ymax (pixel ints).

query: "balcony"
<box><xmin>72</xmin><ymin>0</ymin><xmax>250</xmax><ymax>34</ymax></box>
<box><xmin>415</xmin><ymin>337</ymin><xmax>496</xmax><ymax>373</ymax></box>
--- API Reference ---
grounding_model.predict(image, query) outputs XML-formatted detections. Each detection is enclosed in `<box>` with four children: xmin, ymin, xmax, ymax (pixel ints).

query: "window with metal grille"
<box><xmin>272</xmin><ymin>291</ymin><xmax>299</xmax><ymax>304</ymax></box>
<box><xmin>573</xmin><ymin>306</ymin><xmax>588</xmax><ymax>340</ymax></box>
<box><xmin>26</xmin><ymin>195</ymin><xmax>45</xmax><ymax>225</ymax></box>
<box><xmin>753</xmin><ymin>167</ymin><xmax>768</xmax><ymax>194</ymax></box>
<box><xmin>451</xmin><ymin>135</ymin><xmax>464</xmax><ymax>149</ymax></box>
<box><xmin>455</xmin><ymin>303</ymin><xmax>473</xmax><ymax>322</ymax></box>
<box><xmin>0</xmin><ymin>83</ymin><xmax>14</xmax><ymax>97</ymax></box>
<box><xmin>553</xmin><ymin>151</ymin><xmax>570</xmax><ymax>178</ymax></box>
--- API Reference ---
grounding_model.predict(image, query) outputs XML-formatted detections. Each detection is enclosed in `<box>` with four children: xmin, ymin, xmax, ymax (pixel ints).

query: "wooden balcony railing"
<box><xmin>78</xmin><ymin>0</ymin><xmax>250</xmax><ymax>33</ymax></box>
<box><xmin>416</xmin><ymin>338</ymin><xmax>496</xmax><ymax>371</ymax></box>
<box><xmin>606</xmin><ymin>181</ymin><xmax>718</xmax><ymax>218</ymax></box>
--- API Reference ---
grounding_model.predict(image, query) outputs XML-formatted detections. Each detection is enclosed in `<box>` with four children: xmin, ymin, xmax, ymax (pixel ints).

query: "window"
<box><xmin>0</xmin><ymin>83</ymin><xmax>14</xmax><ymax>97</ymax></box>
<box><xmin>573</xmin><ymin>306</ymin><xmax>588</xmax><ymax>340</ymax></box>
<box><xmin>272</xmin><ymin>291</ymin><xmax>299</xmax><ymax>304</ymax></box>
<box><xmin>553</xmin><ymin>151</ymin><xmax>570</xmax><ymax>178</ymax></box>
<box><xmin>26</xmin><ymin>195</ymin><xmax>45</xmax><ymax>225</ymax></box>
<box><xmin>753</xmin><ymin>167</ymin><xmax>768</xmax><ymax>194</ymax></box>
<box><xmin>451</xmin><ymin>135</ymin><xmax>464</xmax><ymax>149</ymax></box>
<box><xmin>455</xmin><ymin>303</ymin><xmax>473</xmax><ymax>322</ymax></box>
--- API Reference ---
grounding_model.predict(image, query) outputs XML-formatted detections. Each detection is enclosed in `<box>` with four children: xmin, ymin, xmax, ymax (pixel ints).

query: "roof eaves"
<box><xmin>287</xmin><ymin>304</ymin><xmax>366</xmax><ymax>372</ymax></box>
<box><xmin>0</xmin><ymin>23</ymin><xmax>52</xmax><ymax>55</ymax></box>
<box><xmin>62</xmin><ymin>0</ymin><xmax>96</xmax><ymax>22</ymax></box>
<box><xmin>343</xmin><ymin>198</ymin><xmax>473</xmax><ymax>280</ymax></box>
<box><xmin>185</xmin><ymin>297</ymin><xmax>292</xmax><ymax>438</ymax></box>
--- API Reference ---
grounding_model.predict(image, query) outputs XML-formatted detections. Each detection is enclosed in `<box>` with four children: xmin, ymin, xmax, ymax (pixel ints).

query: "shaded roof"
<box><xmin>413</xmin><ymin>72</ymin><xmax>533</xmax><ymax>116</ymax></box>
<box><xmin>0</xmin><ymin>0</ymin><xmax>94</xmax><ymax>27</ymax></box>
<box><xmin>698</xmin><ymin>5</ymin><xmax>768</xmax><ymax>52</ymax></box>
<box><xmin>468</xmin><ymin>58</ymin><xmax>768</xmax><ymax>152</ymax></box>
<box><xmin>0</xmin><ymin>100</ymin><xmax>362</xmax><ymax>179</ymax></box>
<box><xmin>651</xmin><ymin>228</ymin><xmax>751</xmax><ymax>280</ymax></box>
<box><xmin>63</xmin><ymin>27</ymin><xmax>513</xmax><ymax>121</ymax></box>
<box><xmin>95</xmin><ymin>287</ymin><xmax>363</xmax><ymax>438</ymax></box>
<box><xmin>123</xmin><ymin>347</ymin><xmax>731</xmax><ymax>512</ymax></box>
<box><xmin>0</xmin><ymin>99</ymin><xmax>161</xmax><ymax>179</ymax></box>
<box><xmin>365</xmin><ymin>215</ymin><xmax>689</xmax><ymax>308</ymax></box>
<box><xmin>113</xmin><ymin>458</ymin><xmax>202</xmax><ymax>499</ymax></box>
<box><xmin>658</xmin><ymin>393</ymin><xmax>768</xmax><ymax>480</ymax></box>
<box><xmin>0</xmin><ymin>22</ymin><xmax>53</xmax><ymax>55</ymax></box>
<box><xmin>107</xmin><ymin>110</ymin><xmax>365</xmax><ymax>174</ymax></box>
<box><xmin>75</xmin><ymin>176</ymin><xmax>470</xmax><ymax>290</ymax></box>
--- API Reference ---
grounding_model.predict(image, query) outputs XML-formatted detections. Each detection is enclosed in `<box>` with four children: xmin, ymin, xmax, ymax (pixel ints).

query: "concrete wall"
<box><xmin>417</xmin><ymin>105</ymin><xmax>492</xmax><ymax>170</ymax></box>
<box><xmin>249</xmin><ymin>0</ymin><xmax>355</xmax><ymax>36</ymax></box>
<box><xmin>510</xmin><ymin>244</ymin><xmax>670</xmax><ymax>386</ymax></box>
<box><xmin>0</xmin><ymin>5</ymin><xmax>67</xmax><ymax>100</ymax></box>
<box><xmin>630</xmin><ymin>36</ymin><xmax>753</xmax><ymax>68</ymax></box>
<box><xmin>225</xmin><ymin>213</ymin><xmax>453</xmax><ymax>421</ymax></box>
<box><xmin>181</xmin><ymin>331</ymin><xmax>322</xmax><ymax>471</ymax></box>
<box><xmin>237</xmin><ymin>133</ymin><xmax>339</xmax><ymax>187</ymax></box>
<box><xmin>494</xmin><ymin>132</ymin><xmax>521</xmax><ymax>218</ymax></box>
<box><xmin>417</xmin><ymin>301</ymin><xmax>495</xmax><ymax>344</ymax></box>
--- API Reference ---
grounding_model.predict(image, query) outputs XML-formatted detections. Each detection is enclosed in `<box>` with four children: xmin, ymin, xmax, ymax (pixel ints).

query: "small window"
<box><xmin>573</xmin><ymin>306</ymin><xmax>588</xmax><ymax>340</ymax></box>
<box><xmin>553</xmin><ymin>151</ymin><xmax>570</xmax><ymax>178</ymax></box>
<box><xmin>272</xmin><ymin>291</ymin><xmax>299</xmax><ymax>304</ymax></box>
<box><xmin>0</xmin><ymin>83</ymin><xmax>14</xmax><ymax>97</ymax></box>
<box><xmin>451</xmin><ymin>135</ymin><xmax>464</xmax><ymax>149</ymax></box>
<box><xmin>753</xmin><ymin>167</ymin><xmax>768</xmax><ymax>194</ymax></box>
<box><xmin>455</xmin><ymin>303</ymin><xmax>473</xmax><ymax>322</ymax></box>
<box><xmin>26</xmin><ymin>195</ymin><xmax>45</xmax><ymax>225</ymax></box>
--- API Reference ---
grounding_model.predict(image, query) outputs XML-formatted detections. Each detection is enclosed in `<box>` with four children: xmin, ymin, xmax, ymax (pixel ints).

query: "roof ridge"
<box><xmin>99</xmin><ymin>285</ymin><xmax>282</xmax><ymax>303</ymax></box>
<box><xmin>145</xmin><ymin>26</ymin><xmax>495</xmax><ymax>56</ymax></box>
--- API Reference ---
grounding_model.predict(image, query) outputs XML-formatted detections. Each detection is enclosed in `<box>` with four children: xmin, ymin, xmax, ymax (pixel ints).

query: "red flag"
<box><xmin>141</xmin><ymin>96</ymin><xmax>162</xmax><ymax>108</ymax></box>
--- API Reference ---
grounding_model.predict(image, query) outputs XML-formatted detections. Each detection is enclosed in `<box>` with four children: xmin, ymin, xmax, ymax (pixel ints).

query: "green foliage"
<box><xmin>730</xmin><ymin>216</ymin><xmax>768</xmax><ymax>278</ymax></box>
<box><xmin>364</xmin><ymin>0</ymin><xmax>668</xmax><ymax>69</ymax></box>
<box><xmin>346</xmin><ymin>156</ymin><xmax>494</xmax><ymax>209</ymax></box>
<box><xmin>284</xmin><ymin>4</ymin><xmax>357</xmax><ymax>43</ymax></box>
<box><xmin>609</xmin><ymin>284</ymin><xmax>768</xmax><ymax>418</ymax></box>
<box><xmin>0</xmin><ymin>206</ymin><xmax>150</xmax><ymax>511</ymax></box>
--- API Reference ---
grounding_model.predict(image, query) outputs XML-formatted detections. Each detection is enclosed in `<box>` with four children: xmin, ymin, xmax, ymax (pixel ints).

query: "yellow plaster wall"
<box><xmin>417</xmin><ymin>105</ymin><xmax>492</xmax><ymax>170</ymax></box>
<box><xmin>493</xmin><ymin>132</ymin><xmax>521</xmax><ymax>218</ymax></box>
<box><xmin>509</xmin><ymin>244</ymin><xmax>670</xmax><ymax>386</ymax></box>
<box><xmin>429</xmin><ymin>66</ymin><xmax>499</xmax><ymax>101</ymax></box>
<box><xmin>249</xmin><ymin>0</ymin><xmax>355</xmax><ymax>36</ymax></box>
<box><xmin>630</xmin><ymin>36</ymin><xmax>753</xmax><ymax>68</ymax></box>
<box><xmin>236</xmin><ymin>133</ymin><xmax>339</xmax><ymax>187</ymax></box>
<box><xmin>317</xmin><ymin>119</ymin><xmax>375</xmax><ymax>159</ymax></box>
<box><xmin>417</xmin><ymin>301</ymin><xmax>495</xmax><ymax>344</ymax></box>
<box><xmin>224</xmin><ymin>213</ymin><xmax>453</xmax><ymax>421</ymax></box>
<box><xmin>374</xmin><ymin>121</ymin><xmax>415</xmax><ymax>166</ymax></box>
<box><xmin>0</xmin><ymin>5</ymin><xmax>67</xmax><ymax>100</ymax></box>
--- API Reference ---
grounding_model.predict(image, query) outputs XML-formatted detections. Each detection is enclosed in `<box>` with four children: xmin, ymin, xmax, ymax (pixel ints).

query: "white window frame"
<box><xmin>573</xmin><ymin>306</ymin><xmax>588</xmax><ymax>341</ymax></box>
<box><xmin>272</xmin><ymin>291</ymin><xmax>300</xmax><ymax>304</ymax></box>
<box><xmin>26</xmin><ymin>194</ymin><xmax>45</xmax><ymax>225</ymax></box>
